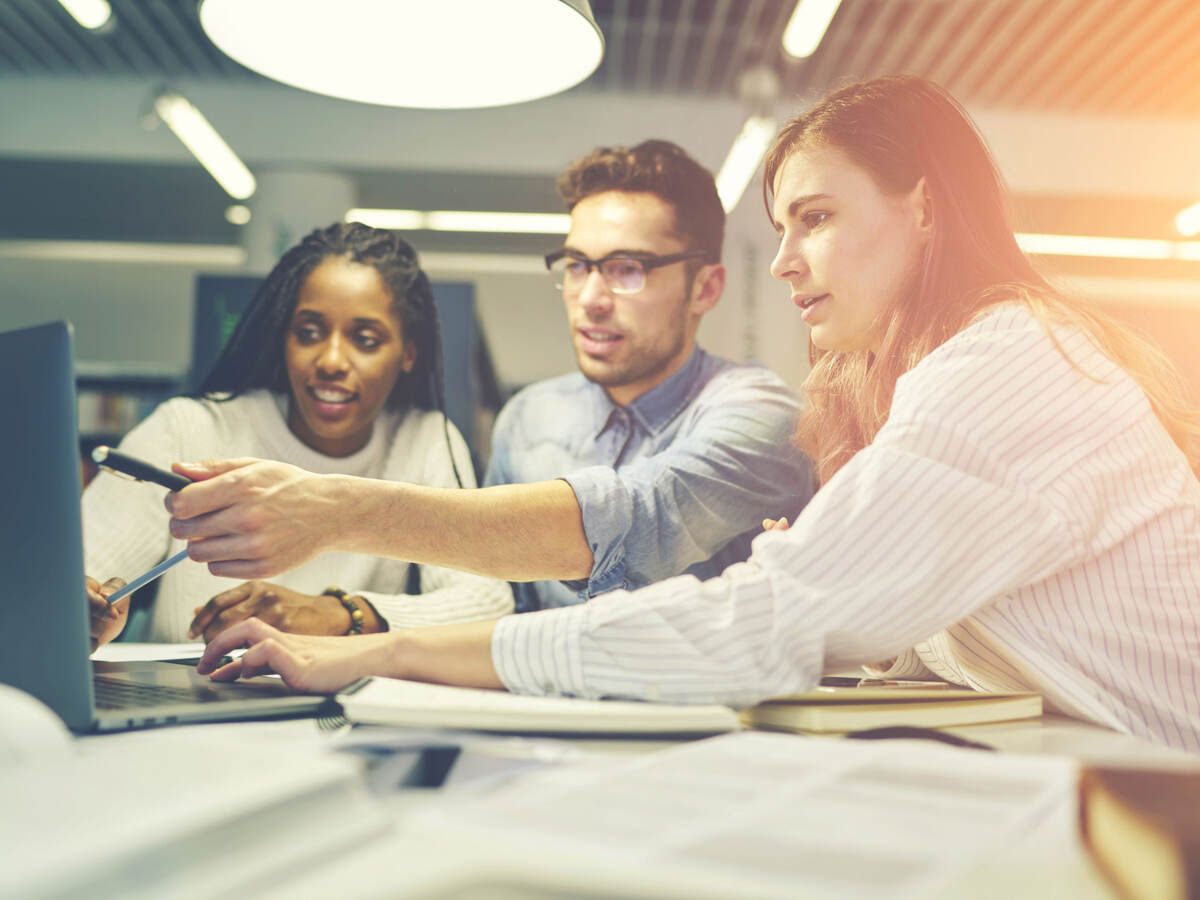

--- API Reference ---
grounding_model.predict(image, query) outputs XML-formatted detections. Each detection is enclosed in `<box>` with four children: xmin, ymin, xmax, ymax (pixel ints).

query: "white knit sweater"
<box><xmin>82</xmin><ymin>390</ymin><xmax>513</xmax><ymax>641</ymax></box>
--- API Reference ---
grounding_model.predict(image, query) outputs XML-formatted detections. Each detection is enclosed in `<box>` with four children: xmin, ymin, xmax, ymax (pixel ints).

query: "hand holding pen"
<box><xmin>89</xmin><ymin>446</ymin><xmax>193</xmax><ymax>607</ymax></box>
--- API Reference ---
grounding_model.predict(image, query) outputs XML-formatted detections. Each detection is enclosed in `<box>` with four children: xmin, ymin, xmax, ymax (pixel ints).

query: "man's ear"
<box><xmin>689</xmin><ymin>262</ymin><xmax>726</xmax><ymax>317</ymax></box>
<box><xmin>906</xmin><ymin>176</ymin><xmax>933</xmax><ymax>236</ymax></box>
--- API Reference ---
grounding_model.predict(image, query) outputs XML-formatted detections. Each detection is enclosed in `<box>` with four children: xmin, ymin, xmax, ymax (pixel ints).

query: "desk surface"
<box><xmin>65</xmin><ymin>710</ymin><xmax>1198</xmax><ymax>900</ymax></box>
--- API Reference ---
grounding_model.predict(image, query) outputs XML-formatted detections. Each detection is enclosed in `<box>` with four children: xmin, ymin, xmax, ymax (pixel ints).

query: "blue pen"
<box><xmin>102</xmin><ymin>549</ymin><xmax>190</xmax><ymax>606</ymax></box>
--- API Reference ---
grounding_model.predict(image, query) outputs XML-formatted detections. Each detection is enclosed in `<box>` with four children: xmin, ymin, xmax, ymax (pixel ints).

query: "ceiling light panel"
<box><xmin>199</xmin><ymin>0</ymin><xmax>604</xmax><ymax>109</ymax></box>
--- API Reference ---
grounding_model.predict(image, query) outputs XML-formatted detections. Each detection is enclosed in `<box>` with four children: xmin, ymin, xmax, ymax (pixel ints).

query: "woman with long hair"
<box><xmin>85</xmin><ymin>222</ymin><xmax>511</xmax><ymax>649</ymax></box>
<box><xmin>183</xmin><ymin>79</ymin><xmax>1199</xmax><ymax>750</ymax></box>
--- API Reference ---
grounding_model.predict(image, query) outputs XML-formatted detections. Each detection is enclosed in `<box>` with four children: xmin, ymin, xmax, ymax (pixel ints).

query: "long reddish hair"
<box><xmin>763</xmin><ymin>75</ymin><xmax>1199</xmax><ymax>483</ymax></box>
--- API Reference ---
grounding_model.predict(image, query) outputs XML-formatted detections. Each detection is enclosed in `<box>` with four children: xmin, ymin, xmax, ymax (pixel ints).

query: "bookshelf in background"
<box><xmin>76</xmin><ymin>362</ymin><xmax>182</xmax><ymax>487</ymax></box>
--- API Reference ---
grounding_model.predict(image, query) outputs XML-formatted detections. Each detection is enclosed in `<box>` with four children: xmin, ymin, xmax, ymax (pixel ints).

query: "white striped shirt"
<box><xmin>83</xmin><ymin>391</ymin><xmax>513</xmax><ymax>640</ymax></box>
<box><xmin>492</xmin><ymin>305</ymin><xmax>1200</xmax><ymax>750</ymax></box>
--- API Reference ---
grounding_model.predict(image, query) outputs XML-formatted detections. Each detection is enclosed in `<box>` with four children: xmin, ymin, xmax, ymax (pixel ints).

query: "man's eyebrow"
<box><xmin>560</xmin><ymin>245</ymin><xmax>663</xmax><ymax>258</ymax></box>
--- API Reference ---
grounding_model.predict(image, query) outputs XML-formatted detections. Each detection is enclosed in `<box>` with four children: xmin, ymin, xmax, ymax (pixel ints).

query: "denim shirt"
<box><xmin>484</xmin><ymin>347</ymin><xmax>815</xmax><ymax>611</ymax></box>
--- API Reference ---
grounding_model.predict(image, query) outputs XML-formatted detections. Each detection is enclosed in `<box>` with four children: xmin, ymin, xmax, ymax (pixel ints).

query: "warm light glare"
<box><xmin>153</xmin><ymin>92</ymin><xmax>256</xmax><ymax>200</ymax></box>
<box><xmin>224</xmin><ymin>204</ymin><xmax>251</xmax><ymax>225</ymax></box>
<box><xmin>716</xmin><ymin>116</ymin><xmax>777</xmax><ymax>213</ymax></box>
<box><xmin>782</xmin><ymin>0</ymin><xmax>842</xmax><ymax>58</ymax></box>
<box><xmin>58</xmin><ymin>0</ymin><xmax>112</xmax><ymax>30</ymax></box>
<box><xmin>1175</xmin><ymin>201</ymin><xmax>1200</xmax><ymax>238</ymax></box>
<box><xmin>1016</xmin><ymin>232</ymin><xmax>1200</xmax><ymax>260</ymax></box>
<box><xmin>346</xmin><ymin>209</ymin><xmax>570</xmax><ymax>234</ymax></box>
<box><xmin>1176</xmin><ymin>242</ymin><xmax>1200</xmax><ymax>262</ymax></box>
<box><xmin>199</xmin><ymin>0</ymin><xmax>604</xmax><ymax>109</ymax></box>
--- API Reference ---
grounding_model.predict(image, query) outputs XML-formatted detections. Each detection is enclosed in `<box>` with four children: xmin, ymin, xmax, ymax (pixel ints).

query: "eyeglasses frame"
<box><xmin>543</xmin><ymin>248</ymin><xmax>712</xmax><ymax>294</ymax></box>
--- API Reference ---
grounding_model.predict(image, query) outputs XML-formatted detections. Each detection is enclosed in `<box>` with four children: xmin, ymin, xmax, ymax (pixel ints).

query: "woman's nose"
<box><xmin>316</xmin><ymin>335</ymin><xmax>349</xmax><ymax>373</ymax></box>
<box><xmin>770</xmin><ymin>234</ymin><xmax>806</xmax><ymax>282</ymax></box>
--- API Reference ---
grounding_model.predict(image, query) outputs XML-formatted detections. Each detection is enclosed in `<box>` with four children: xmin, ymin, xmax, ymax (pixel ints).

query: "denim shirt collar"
<box><xmin>588</xmin><ymin>345</ymin><xmax>708</xmax><ymax>439</ymax></box>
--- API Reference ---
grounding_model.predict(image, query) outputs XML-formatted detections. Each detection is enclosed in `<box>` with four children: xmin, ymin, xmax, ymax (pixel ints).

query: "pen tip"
<box><xmin>91</xmin><ymin>445</ymin><xmax>110</xmax><ymax>463</ymax></box>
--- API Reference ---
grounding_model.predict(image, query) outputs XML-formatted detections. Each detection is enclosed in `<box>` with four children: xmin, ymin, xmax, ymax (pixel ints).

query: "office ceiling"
<box><xmin>1</xmin><ymin>0</ymin><xmax>1198</xmax><ymax>116</ymax></box>
<box><xmin>1</xmin><ymin>0</ymin><xmax>1199</xmax><ymax>270</ymax></box>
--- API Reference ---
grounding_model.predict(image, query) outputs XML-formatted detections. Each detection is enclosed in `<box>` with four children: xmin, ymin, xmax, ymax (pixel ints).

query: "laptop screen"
<box><xmin>0</xmin><ymin>321</ymin><xmax>96</xmax><ymax>730</ymax></box>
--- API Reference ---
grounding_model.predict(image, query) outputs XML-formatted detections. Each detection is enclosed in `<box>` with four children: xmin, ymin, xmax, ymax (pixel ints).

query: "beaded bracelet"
<box><xmin>323</xmin><ymin>586</ymin><xmax>364</xmax><ymax>635</ymax></box>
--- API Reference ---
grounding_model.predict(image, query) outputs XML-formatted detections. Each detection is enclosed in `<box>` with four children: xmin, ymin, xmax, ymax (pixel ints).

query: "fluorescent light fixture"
<box><xmin>346</xmin><ymin>209</ymin><xmax>570</xmax><ymax>234</ymax></box>
<box><xmin>1016</xmin><ymin>233</ymin><xmax>1175</xmax><ymax>259</ymax></box>
<box><xmin>153</xmin><ymin>91</ymin><xmax>256</xmax><ymax>200</ymax></box>
<box><xmin>1016</xmin><ymin>232</ymin><xmax>1200</xmax><ymax>260</ymax></box>
<box><xmin>1063</xmin><ymin>276</ymin><xmax>1200</xmax><ymax>308</ymax></box>
<box><xmin>716</xmin><ymin>115</ymin><xmax>777</xmax><ymax>213</ymax></box>
<box><xmin>199</xmin><ymin>0</ymin><xmax>604</xmax><ymax>109</ymax></box>
<box><xmin>782</xmin><ymin>0</ymin><xmax>842</xmax><ymax>58</ymax></box>
<box><xmin>345</xmin><ymin>210</ymin><xmax>425</xmax><ymax>231</ymax></box>
<box><xmin>425</xmin><ymin>211</ymin><xmax>571</xmax><ymax>234</ymax></box>
<box><xmin>420</xmin><ymin>252</ymin><xmax>550</xmax><ymax>275</ymax></box>
<box><xmin>0</xmin><ymin>240</ymin><xmax>245</xmax><ymax>266</ymax></box>
<box><xmin>58</xmin><ymin>0</ymin><xmax>112</xmax><ymax>30</ymax></box>
<box><xmin>1175</xmin><ymin>201</ymin><xmax>1200</xmax><ymax>237</ymax></box>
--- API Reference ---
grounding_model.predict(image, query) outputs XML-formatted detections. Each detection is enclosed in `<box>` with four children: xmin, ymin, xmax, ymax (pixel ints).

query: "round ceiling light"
<box><xmin>199</xmin><ymin>0</ymin><xmax>604</xmax><ymax>109</ymax></box>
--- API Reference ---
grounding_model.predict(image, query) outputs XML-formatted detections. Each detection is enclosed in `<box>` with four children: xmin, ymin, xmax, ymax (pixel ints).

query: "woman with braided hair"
<box><xmin>85</xmin><ymin>222</ymin><xmax>512</xmax><ymax>649</ymax></box>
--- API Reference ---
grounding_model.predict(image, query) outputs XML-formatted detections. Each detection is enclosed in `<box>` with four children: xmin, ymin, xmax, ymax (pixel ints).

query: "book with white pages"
<box><xmin>0</xmin><ymin>683</ymin><xmax>387</xmax><ymax>900</ymax></box>
<box><xmin>336</xmin><ymin>676</ymin><xmax>741</xmax><ymax>735</ymax></box>
<box><xmin>741</xmin><ymin>684</ymin><xmax>1043</xmax><ymax>734</ymax></box>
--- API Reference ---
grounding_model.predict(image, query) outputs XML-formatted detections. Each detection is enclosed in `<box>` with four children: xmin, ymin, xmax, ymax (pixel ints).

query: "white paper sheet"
<box><xmin>91</xmin><ymin>641</ymin><xmax>207</xmax><ymax>662</ymax></box>
<box><xmin>413</xmin><ymin>731</ymin><xmax>1080</xmax><ymax>899</ymax></box>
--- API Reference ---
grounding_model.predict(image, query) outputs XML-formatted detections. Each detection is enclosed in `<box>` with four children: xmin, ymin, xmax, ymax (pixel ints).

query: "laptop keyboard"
<box><xmin>94</xmin><ymin>678</ymin><xmax>222</xmax><ymax>709</ymax></box>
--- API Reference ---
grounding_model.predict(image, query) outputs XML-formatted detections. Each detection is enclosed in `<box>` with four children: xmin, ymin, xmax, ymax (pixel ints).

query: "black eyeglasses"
<box><xmin>544</xmin><ymin>249</ymin><xmax>710</xmax><ymax>295</ymax></box>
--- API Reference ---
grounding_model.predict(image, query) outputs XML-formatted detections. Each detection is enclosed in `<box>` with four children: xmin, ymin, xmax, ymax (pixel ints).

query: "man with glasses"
<box><xmin>166</xmin><ymin>140</ymin><xmax>814</xmax><ymax>617</ymax></box>
<box><xmin>486</xmin><ymin>140</ymin><xmax>814</xmax><ymax>611</ymax></box>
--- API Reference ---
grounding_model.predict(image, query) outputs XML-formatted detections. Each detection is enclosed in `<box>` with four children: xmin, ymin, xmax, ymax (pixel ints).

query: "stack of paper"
<box><xmin>0</xmin><ymin>728</ymin><xmax>387</xmax><ymax>900</ymax></box>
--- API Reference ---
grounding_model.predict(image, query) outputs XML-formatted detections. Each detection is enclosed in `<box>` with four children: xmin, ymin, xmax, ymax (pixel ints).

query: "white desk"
<box><xmin>47</xmin><ymin>713</ymin><xmax>1199</xmax><ymax>899</ymax></box>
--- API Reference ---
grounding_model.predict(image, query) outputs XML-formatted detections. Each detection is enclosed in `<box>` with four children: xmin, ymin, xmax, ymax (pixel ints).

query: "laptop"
<box><xmin>0</xmin><ymin>320</ymin><xmax>327</xmax><ymax>731</ymax></box>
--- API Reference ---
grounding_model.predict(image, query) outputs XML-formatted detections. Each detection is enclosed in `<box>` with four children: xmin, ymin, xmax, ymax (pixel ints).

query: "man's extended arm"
<box><xmin>167</xmin><ymin>458</ymin><xmax>593</xmax><ymax>582</ymax></box>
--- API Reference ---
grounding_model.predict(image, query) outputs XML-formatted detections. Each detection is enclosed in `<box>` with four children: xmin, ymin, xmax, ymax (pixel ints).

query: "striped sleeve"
<box><xmin>491</xmin><ymin>306</ymin><xmax>1200</xmax><ymax>749</ymax></box>
<box><xmin>495</xmin><ymin>421</ymin><xmax>1081</xmax><ymax>705</ymax></box>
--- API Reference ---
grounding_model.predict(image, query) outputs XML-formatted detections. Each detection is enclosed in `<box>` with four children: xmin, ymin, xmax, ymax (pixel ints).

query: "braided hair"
<box><xmin>197</xmin><ymin>221</ymin><xmax>464</xmax><ymax>487</ymax></box>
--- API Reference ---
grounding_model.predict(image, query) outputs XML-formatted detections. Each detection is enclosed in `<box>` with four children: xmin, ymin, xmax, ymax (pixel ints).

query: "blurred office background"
<box><xmin>1</xmin><ymin>0</ymin><xmax>1199</xmax><ymax>461</ymax></box>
